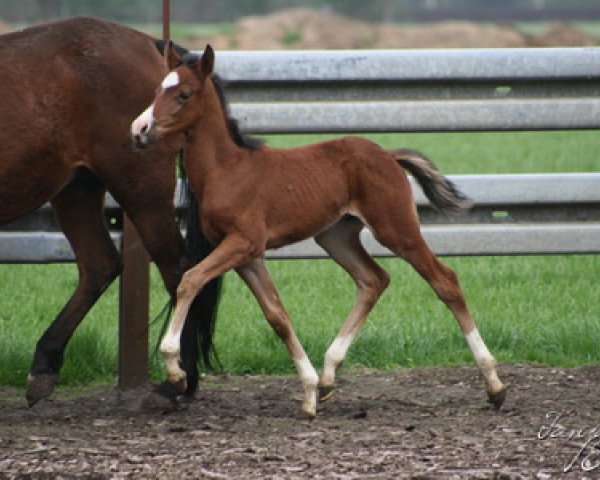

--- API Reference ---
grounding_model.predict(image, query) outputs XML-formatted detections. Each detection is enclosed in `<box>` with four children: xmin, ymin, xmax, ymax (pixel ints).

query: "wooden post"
<box><xmin>163</xmin><ymin>0</ymin><xmax>171</xmax><ymax>42</ymax></box>
<box><xmin>117</xmin><ymin>0</ymin><xmax>170</xmax><ymax>389</ymax></box>
<box><xmin>118</xmin><ymin>215</ymin><xmax>150</xmax><ymax>389</ymax></box>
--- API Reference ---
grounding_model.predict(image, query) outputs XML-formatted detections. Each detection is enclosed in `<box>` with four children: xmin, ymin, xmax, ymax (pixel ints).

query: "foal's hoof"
<box><xmin>318</xmin><ymin>385</ymin><xmax>335</xmax><ymax>402</ymax></box>
<box><xmin>140</xmin><ymin>382</ymin><xmax>180</xmax><ymax>413</ymax></box>
<box><xmin>487</xmin><ymin>384</ymin><xmax>509</xmax><ymax>410</ymax></box>
<box><xmin>168</xmin><ymin>377</ymin><xmax>188</xmax><ymax>396</ymax></box>
<box><xmin>26</xmin><ymin>374</ymin><xmax>57</xmax><ymax>407</ymax></box>
<box><xmin>295</xmin><ymin>408</ymin><xmax>316</xmax><ymax>421</ymax></box>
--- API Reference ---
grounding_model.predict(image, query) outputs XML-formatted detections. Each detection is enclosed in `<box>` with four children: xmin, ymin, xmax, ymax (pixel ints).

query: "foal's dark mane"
<box><xmin>212</xmin><ymin>74</ymin><xmax>264</xmax><ymax>151</ymax></box>
<box><xmin>183</xmin><ymin>53</ymin><xmax>263</xmax><ymax>151</ymax></box>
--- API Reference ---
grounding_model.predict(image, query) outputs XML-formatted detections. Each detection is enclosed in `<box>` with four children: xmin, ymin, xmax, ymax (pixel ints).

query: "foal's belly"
<box><xmin>260</xmin><ymin>167</ymin><xmax>349</xmax><ymax>250</ymax></box>
<box><xmin>264</xmin><ymin>207</ymin><xmax>344</xmax><ymax>250</ymax></box>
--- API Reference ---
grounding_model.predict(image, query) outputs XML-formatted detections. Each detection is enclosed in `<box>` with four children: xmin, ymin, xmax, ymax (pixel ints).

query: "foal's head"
<box><xmin>131</xmin><ymin>43</ymin><xmax>214</xmax><ymax>149</ymax></box>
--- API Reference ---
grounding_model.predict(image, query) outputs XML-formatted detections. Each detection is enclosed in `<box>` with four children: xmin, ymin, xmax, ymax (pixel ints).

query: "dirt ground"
<box><xmin>0</xmin><ymin>10</ymin><xmax>597</xmax><ymax>479</ymax></box>
<box><xmin>2</xmin><ymin>8</ymin><xmax>596</xmax><ymax>50</ymax></box>
<box><xmin>183</xmin><ymin>8</ymin><xmax>598</xmax><ymax>50</ymax></box>
<box><xmin>1</xmin><ymin>364</ymin><xmax>600</xmax><ymax>479</ymax></box>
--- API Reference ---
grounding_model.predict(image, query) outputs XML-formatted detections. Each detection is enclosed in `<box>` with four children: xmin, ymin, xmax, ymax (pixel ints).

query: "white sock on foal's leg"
<box><xmin>464</xmin><ymin>327</ymin><xmax>506</xmax><ymax>405</ymax></box>
<box><xmin>292</xmin><ymin>354</ymin><xmax>319</xmax><ymax>418</ymax></box>
<box><xmin>321</xmin><ymin>334</ymin><xmax>353</xmax><ymax>392</ymax></box>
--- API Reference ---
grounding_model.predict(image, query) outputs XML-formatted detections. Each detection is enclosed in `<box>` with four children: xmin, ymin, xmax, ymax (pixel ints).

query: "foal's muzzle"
<box><xmin>131</xmin><ymin>106</ymin><xmax>156</xmax><ymax>149</ymax></box>
<box><xmin>132</xmin><ymin>130</ymin><xmax>153</xmax><ymax>150</ymax></box>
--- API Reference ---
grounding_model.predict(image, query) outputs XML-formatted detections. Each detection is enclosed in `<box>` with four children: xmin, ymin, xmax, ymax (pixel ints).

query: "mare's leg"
<box><xmin>363</xmin><ymin>196</ymin><xmax>507</xmax><ymax>407</ymax></box>
<box><xmin>314</xmin><ymin>217</ymin><xmax>390</xmax><ymax>401</ymax></box>
<box><xmin>121</xmin><ymin>203</ymin><xmax>196</xmax><ymax>398</ymax></box>
<box><xmin>107</xmin><ymin>166</ymin><xmax>203</xmax><ymax>402</ymax></box>
<box><xmin>128</xmin><ymin>205</ymin><xmax>221</xmax><ymax>405</ymax></box>
<box><xmin>27</xmin><ymin>171</ymin><xmax>122</xmax><ymax>406</ymax></box>
<box><xmin>160</xmin><ymin>234</ymin><xmax>255</xmax><ymax>394</ymax></box>
<box><xmin>236</xmin><ymin>258</ymin><xmax>320</xmax><ymax>419</ymax></box>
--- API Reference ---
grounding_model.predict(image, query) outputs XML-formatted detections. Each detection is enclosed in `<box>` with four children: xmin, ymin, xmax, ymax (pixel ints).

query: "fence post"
<box><xmin>163</xmin><ymin>0</ymin><xmax>170</xmax><ymax>43</ymax></box>
<box><xmin>118</xmin><ymin>215</ymin><xmax>150</xmax><ymax>389</ymax></box>
<box><xmin>116</xmin><ymin>0</ymin><xmax>170</xmax><ymax>390</ymax></box>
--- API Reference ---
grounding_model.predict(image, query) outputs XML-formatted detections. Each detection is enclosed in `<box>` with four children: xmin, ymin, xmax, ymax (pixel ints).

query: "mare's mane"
<box><xmin>182</xmin><ymin>53</ymin><xmax>263</xmax><ymax>151</ymax></box>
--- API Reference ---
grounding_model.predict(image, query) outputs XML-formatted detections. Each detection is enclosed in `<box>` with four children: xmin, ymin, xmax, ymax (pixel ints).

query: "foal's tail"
<box><xmin>393</xmin><ymin>149</ymin><xmax>472</xmax><ymax>215</ymax></box>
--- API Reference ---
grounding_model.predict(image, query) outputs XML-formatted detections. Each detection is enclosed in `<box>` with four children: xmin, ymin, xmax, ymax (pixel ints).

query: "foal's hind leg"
<box><xmin>27</xmin><ymin>171</ymin><xmax>122</xmax><ymax>406</ymax></box>
<box><xmin>314</xmin><ymin>217</ymin><xmax>390</xmax><ymax>401</ymax></box>
<box><xmin>370</xmin><ymin>213</ymin><xmax>507</xmax><ymax>408</ymax></box>
<box><xmin>237</xmin><ymin>258</ymin><xmax>319</xmax><ymax>418</ymax></box>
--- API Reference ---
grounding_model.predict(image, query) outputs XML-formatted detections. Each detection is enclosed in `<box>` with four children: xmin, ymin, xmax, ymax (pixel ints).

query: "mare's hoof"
<box><xmin>295</xmin><ymin>408</ymin><xmax>316</xmax><ymax>421</ymax></box>
<box><xmin>318</xmin><ymin>385</ymin><xmax>335</xmax><ymax>402</ymax></box>
<box><xmin>180</xmin><ymin>391</ymin><xmax>197</xmax><ymax>404</ymax></box>
<box><xmin>487</xmin><ymin>384</ymin><xmax>509</xmax><ymax>410</ymax></box>
<box><xmin>140</xmin><ymin>382</ymin><xmax>180</xmax><ymax>413</ymax></box>
<box><xmin>26</xmin><ymin>374</ymin><xmax>57</xmax><ymax>407</ymax></box>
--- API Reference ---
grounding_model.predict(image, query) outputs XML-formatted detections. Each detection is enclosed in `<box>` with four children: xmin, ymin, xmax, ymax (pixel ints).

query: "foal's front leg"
<box><xmin>161</xmin><ymin>234</ymin><xmax>255</xmax><ymax>393</ymax></box>
<box><xmin>237</xmin><ymin>258</ymin><xmax>320</xmax><ymax>419</ymax></box>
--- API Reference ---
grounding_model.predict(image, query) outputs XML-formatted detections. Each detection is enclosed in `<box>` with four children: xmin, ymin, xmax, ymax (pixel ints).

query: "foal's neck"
<box><xmin>187</xmin><ymin>77</ymin><xmax>241</xmax><ymax>170</ymax></box>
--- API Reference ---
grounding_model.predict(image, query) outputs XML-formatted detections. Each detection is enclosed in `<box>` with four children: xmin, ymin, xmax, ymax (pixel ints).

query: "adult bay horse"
<box><xmin>131</xmin><ymin>43</ymin><xmax>508</xmax><ymax>419</ymax></box>
<box><xmin>0</xmin><ymin>17</ymin><xmax>220</xmax><ymax>407</ymax></box>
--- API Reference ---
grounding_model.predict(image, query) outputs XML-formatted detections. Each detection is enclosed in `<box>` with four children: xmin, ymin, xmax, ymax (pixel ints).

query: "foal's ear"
<box><xmin>164</xmin><ymin>40</ymin><xmax>183</xmax><ymax>71</ymax></box>
<box><xmin>199</xmin><ymin>44</ymin><xmax>215</xmax><ymax>76</ymax></box>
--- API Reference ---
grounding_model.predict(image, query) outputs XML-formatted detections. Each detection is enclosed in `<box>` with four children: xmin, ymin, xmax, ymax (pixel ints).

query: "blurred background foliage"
<box><xmin>2</xmin><ymin>0</ymin><xmax>600</xmax><ymax>24</ymax></box>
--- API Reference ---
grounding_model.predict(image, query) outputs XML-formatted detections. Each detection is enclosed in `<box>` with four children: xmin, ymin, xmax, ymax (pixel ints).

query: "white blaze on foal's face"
<box><xmin>131</xmin><ymin>72</ymin><xmax>182</xmax><ymax>141</ymax></box>
<box><xmin>161</xmin><ymin>71</ymin><xmax>180</xmax><ymax>90</ymax></box>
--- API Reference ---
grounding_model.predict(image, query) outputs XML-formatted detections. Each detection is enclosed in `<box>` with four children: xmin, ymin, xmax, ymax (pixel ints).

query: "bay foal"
<box><xmin>132</xmin><ymin>43</ymin><xmax>507</xmax><ymax>418</ymax></box>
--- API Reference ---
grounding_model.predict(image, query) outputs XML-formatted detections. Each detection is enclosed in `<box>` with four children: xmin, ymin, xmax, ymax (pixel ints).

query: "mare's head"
<box><xmin>131</xmin><ymin>43</ymin><xmax>214</xmax><ymax>149</ymax></box>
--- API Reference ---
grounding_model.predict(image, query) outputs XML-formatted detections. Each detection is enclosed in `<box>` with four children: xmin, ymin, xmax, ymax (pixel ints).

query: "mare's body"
<box><xmin>0</xmin><ymin>18</ymin><xmax>219</xmax><ymax>406</ymax></box>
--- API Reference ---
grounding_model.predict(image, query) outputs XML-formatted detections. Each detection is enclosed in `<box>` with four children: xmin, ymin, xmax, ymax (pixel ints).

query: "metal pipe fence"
<box><xmin>2</xmin><ymin>48</ymin><xmax>598</xmax><ymax>387</ymax></box>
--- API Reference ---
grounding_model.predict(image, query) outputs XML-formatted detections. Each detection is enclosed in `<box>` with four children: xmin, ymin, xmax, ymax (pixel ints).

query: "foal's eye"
<box><xmin>177</xmin><ymin>91</ymin><xmax>193</xmax><ymax>102</ymax></box>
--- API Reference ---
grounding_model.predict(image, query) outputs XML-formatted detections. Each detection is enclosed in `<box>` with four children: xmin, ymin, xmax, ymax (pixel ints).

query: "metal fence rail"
<box><xmin>2</xmin><ymin>48</ymin><xmax>598</xmax><ymax>389</ymax></box>
<box><xmin>271</xmin><ymin>173</ymin><xmax>600</xmax><ymax>257</ymax></box>
<box><xmin>2</xmin><ymin>172</ymin><xmax>599</xmax><ymax>261</ymax></box>
<box><xmin>3</xmin><ymin>49</ymin><xmax>599</xmax><ymax>259</ymax></box>
<box><xmin>217</xmin><ymin>48</ymin><xmax>600</xmax><ymax>132</ymax></box>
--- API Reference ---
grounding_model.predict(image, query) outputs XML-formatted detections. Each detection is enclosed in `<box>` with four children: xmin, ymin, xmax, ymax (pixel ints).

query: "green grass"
<box><xmin>0</xmin><ymin>262</ymin><xmax>180</xmax><ymax>387</ymax></box>
<box><xmin>281</xmin><ymin>29</ymin><xmax>303</xmax><ymax>46</ymax></box>
<box><xmin>515</xmin><ymin>21</ymin><xmax>600</xmax><ymax>38</ymax></box>
<box><xmin>0</xmin><ymin>130</ymin><xmax>598</xmax><ymax>387</ymax></box>
<box><xmin>216</xmin><ymin>255</ymin><xmax>600</xmax><ymax>372</ymax></box>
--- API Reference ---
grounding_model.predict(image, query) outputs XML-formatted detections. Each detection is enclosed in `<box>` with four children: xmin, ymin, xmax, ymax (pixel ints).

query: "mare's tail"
<box><xmin>149</xmin><ymin>38</ymin><xmax>221</xmax><ymax>393</ymax></box>
<box><xmin>178</xmin><ymin>160</ymin><xmax>222</xmax><ymax>372</ymax></box>
<box><xmin>393</xmin><ymin>149</ymin><xmax>472</xmax><ymax>215</ymax></box>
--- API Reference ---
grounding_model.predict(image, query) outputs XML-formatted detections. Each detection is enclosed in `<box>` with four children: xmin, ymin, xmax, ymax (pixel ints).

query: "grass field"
<box><xmin>0</xmin><ymin>130</ymin><xmax>598</xmax><ymax>387</ymax></box>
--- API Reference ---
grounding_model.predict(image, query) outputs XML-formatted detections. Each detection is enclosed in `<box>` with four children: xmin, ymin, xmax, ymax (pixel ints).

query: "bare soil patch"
<box><xmin>187</xmin><ymin>8</ymin><xmax>598</xmax><ymax>50</ymax></box>
<box><xmin>2</xmin><ymin>364</ymin><xmax>599</xmax><ymax>478</ymax></box>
